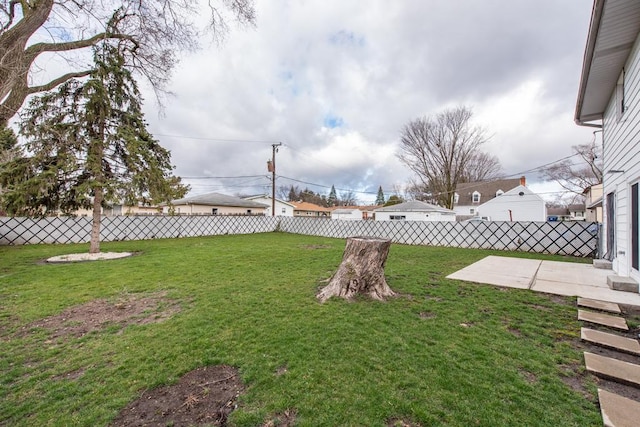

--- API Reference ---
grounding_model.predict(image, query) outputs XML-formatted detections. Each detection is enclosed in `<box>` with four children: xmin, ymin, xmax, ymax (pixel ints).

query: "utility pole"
<box><xmin>267</xmin><ymin>143</ymin><xmax>282</xmax><ymax>216</ymax></box>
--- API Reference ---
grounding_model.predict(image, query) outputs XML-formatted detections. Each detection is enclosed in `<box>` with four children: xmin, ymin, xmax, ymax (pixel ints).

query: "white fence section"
<box><xmin>0</xmin><ymin>215</ymin><xmax>279</xmax><ymax>245</ymax></box>
<box><xmin>0</xmin><ymin>216</ymin><xmax>598</xmax><ymax>257</ymax></box>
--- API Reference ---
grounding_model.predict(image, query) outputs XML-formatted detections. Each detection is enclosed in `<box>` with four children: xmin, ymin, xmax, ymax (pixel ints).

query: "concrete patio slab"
<box><xmin>598</xmin><ymin>389</ymin><xmax>640</xmax><ymax>427</ymax></box>
<box><xmin>578</xmin><ymin>310</ymin><xmax>629</xmax><ymax>330</ymax></box>
<box><xmin>446</xmin><ymin>256</ymin><xmax>541</xmax><ymax>289</ymax></box>
<box><xmin>577</xmin><ymin>297</ymin><xmax>621</xmax><ymax>313</ymax></box>
<box><xmin>585</xmin><ymin>352</ymin><xmax>640</xmax><ymax>387</ymax></box>
<box><xmin>536</xmin><ymin>260</ymin><xmax>611</xmax><ymax>288</ymax></box>
<box><xmin>581</xmin><ymin>328</ymin><xmax>640</xmax><ymax>355</ymax></box>
<box><xmin>447</xmin><ymin>256</ymin><xmax>640</xmax><ymax>305</ymax></box>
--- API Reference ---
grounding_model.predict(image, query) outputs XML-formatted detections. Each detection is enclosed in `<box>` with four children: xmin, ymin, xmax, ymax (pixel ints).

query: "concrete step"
<box><xmin>581</xmin><ymin>328</ymin><xmax>640</xmax><ymax>355</ymax></box>
<box><xmin>578</xmin><ymin>309</ymin><xmax>629</xmax><ymax>331</ymax></box>
<box><xmin>584</xmin><ymin>352</ymin><xmax>640</xmax><ymax>387</ymax></box>
<box><xmin>594</xmin><ymin>259</ymin><xmax>613</xmax><ymax>270</ymax></box>
<box><xmin>577</xmin><ymin>297</ymin><xmax>622</xmax><ymax>314</ymax></box>
<box><xmin>608</xmin><ymin>275</ymin><xmax>639</xmax><ymax>293</ymax></box>
<box><xmin>598</xmin><ymin>389</ymin><xmax>640</xmax><ymax>427</ymax></box>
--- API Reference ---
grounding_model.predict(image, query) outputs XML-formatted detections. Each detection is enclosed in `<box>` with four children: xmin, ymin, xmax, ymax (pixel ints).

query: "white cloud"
<box><xmin>129</xmin><ymin>0</ymin><xmax>598</xmax><ymax>201</ymax></box>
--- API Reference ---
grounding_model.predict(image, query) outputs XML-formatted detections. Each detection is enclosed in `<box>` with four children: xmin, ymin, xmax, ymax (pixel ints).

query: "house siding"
<box><xmin>331</xmin><ymin>210</ymin><xmax>363</xmax><ymax>220</ymax></box>
<box><xmin>602</xmin><ymin>28</ymin><xmax>640</xmax><ymax>282</ymax></box>
<box><xmin>164</xmin><ymin>205</ymin><xmax>266</xmax><ymax>215</ymax></box>
<box><xmin>374</xmin><ymin>211</ymin><xmax>456</xmax><ymax>222</ymax></box>
<box><xmin>246</xmin><ymin>196</ymin><xmax>294</xmax><ymax>217</ymax></box>
<box><xmin>477</xmin><ymin>186</ymin><xmax>547</xmax><ymax>221</ymax></box>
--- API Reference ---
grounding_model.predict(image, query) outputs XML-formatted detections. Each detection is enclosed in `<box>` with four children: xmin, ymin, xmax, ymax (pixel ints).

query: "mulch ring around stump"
<box><xmin>111</xmin><ymin>365</ymin><xmax>244</xmax><ymax>427</ymax></box>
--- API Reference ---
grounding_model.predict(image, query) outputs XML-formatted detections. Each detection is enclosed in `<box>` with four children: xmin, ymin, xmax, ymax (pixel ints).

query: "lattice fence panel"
<box><xmin>0</xmin><ymin>216</ymin><xmax>280</xmax><ymax>245</ymax></box>
<box><xmin>0</xmin><ymin>216</ymin><xmax>597</xmax><ymax>257</ymax></box>
<box><xmin>278</xmin><ymin>218</ymin><xmax>598</xmax><ymax>257</ymax></box>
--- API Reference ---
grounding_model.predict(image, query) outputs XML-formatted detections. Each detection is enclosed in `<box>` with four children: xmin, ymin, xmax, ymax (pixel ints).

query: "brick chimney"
<box><xmin>520</xmin><ymin>176</ymin><xmax>526</xmax><ymax>186</ymax></box>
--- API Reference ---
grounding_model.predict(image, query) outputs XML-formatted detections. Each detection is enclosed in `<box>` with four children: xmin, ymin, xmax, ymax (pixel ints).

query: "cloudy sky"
<box><xmin>138</xmin><ymin>0</ymin><xmax>596</xmax><ymax>204</ymax></box>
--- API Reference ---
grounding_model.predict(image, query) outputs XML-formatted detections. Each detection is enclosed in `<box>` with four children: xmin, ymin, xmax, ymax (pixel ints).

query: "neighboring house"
<box><xmin>104</xmin><ymin>203</ymin><xmax>162</xmax><ymax>216</ymax></box>
<box><xmin>476</xmin><ymin>185</ymin><xmax>547</xmax><ymax>221</ymax></box>
<box><xmin>453</xmin><ymin>177</ymin><xmax>523</xmax><ymax>217</ymax></box>
<box><xmin>454</xmin><ymin>177</ymin><xmax>546</xmax><ymax>221</ymax></box>
<box><xmin>244</xmin><ymin>195</ymin><xmax>295</xmax><ymax>217</ymax></box>
<box><xmin>163</xmin><ymin>192</ymin><xmax>268</xmax><ymax>215</ymax></box>
<box><xmin>547</xmin><ymin>207</ymin><xmax>572</xmax><ymax>222</ymax></box>
<box><xmin>292</xmin><ymin>201</ymin><xmax>331</xmax><ymax>217</ymax></box>
<box><xmin>331</xmin><ymin>208</ymin><xmax>363</xmax><ymax>221</ymax></box>
<box><xmin>547</xmin><ymin>204</ymin><xmax>587</xmax><ymax>222</ymax></box>
<box><xmin>331</xmin><ymin>205</ymin><xmax>379</xmax><ymax>220</ymax></box>
<box><xmin>374</xmin><ymin>200</ymin><xmax>456</xmax><ymax>221</ymax></box>
<box><xmin>358</xmin><ymin>205</ymin><xmax>379</xmax><ymax>220</ymax></box>
<box><xmin>584</xmin><ymin>183</ymin><xmax>603</xmax><ymax>222</ymax></box>
<box><xmin>575</xmin><ymin>0</ymin><xmax>640</xmax><ymax>282</ymax></box>
<box><xmin>568</xmin><ymin>204</ymin><xmax>587</xmax><ymax>221</ymax></box>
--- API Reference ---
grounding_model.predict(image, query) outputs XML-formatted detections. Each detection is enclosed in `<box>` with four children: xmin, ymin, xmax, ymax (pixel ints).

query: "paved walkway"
<box><xmin>446</xmin><ymin>255</ymin><xmax>640</xmax><ymax>305</ymax></box>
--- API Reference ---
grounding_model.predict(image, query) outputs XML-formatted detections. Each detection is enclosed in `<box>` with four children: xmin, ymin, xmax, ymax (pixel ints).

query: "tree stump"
<box><xmin>317</xmin><ymin>236</ymin><xmax>395</xmax><ymax>303</ymax></box>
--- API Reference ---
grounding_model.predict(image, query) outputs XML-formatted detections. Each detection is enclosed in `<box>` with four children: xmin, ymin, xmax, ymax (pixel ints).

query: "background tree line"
<box><xmin>277</xmin><ymin>184</ymin><xmax>359</xmax><ymax>207</ymax></box>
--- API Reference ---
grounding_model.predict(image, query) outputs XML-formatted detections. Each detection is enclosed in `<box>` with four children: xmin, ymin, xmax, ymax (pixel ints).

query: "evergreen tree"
<box><xmin>287</xmin><ymin>185</ymin><xmax>299</xmax><ymax>201</ymax></box>
<box><xmin>328</xmin><ymin>185</ymin><xmax>337</xmax><ymax>207</ymax></box>
<box><xmin>383</xmin><ymin>195</ymin><xmax>404</xmax><ymax>207</ymax></box>
<box><xmin>375</xmin><ymin>186</ymin><xmax>385</xmax><ymax>205</ymax></box>
<box><xmin>0</xmin><ymin>45</ymin><xmax>188</xmax><ymax>253</ymax></box>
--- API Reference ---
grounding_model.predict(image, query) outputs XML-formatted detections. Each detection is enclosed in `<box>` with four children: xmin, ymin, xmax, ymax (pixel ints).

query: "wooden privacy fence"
<box><xmin>0</xmin><ymin>216</ymin><xmax>599</xmax><ymax>257</ymax></box>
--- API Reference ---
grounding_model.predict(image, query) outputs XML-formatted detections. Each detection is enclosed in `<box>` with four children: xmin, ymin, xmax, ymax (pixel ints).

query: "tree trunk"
<box><xmin>317</xmin><ymin>236</ymin><xmax>395</xmax><ymax>303</ymax></box>
<box><xmin>90</xmin><ymin>186</ymin><xmax>102</xmax><ymax>254</ymax></box>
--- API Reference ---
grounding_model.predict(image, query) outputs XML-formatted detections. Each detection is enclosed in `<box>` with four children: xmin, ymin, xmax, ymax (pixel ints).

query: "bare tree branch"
<box><xmin>539</xmin><ymin>142</ymin><xmax>603</xmax><ymax>195</ymax></box>
<box><xmin>0</xmin><ymin>0</ymin><xmax>256</xmax><ymax>126</ymax></box>
<box><xmin>28</xmin><ymin>69</ymin><xmax>93</xmax><ymax>94</ymax></box>
<box><xmin>397</xmin><ymin>106</ymin><xmax>496</xmax><ymax>209</ymax></box>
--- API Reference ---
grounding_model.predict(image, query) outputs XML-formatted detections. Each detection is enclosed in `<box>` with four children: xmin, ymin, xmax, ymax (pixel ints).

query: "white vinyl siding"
<box><xmin>476</xmin><ymin>186</ymin><xmax>546</xmax><ymax>222</ymax></box>
<box><xmin>375</xmin><ymin>211</ymin><xmax>456</xmax><ymax>222</ymax></box>
<box><xmin>602</xmin><ymin>29</ymin><xmax>640</xmax><ymax>282</ymax></box>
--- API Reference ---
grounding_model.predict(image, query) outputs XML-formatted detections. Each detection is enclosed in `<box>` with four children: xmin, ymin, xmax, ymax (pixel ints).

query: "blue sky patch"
<box><xmin>323</xmin><ymin>114</ymin><xmax>344</xmax><ymax>128</ymax></box>
<box><xmin>329</xmin><ymin>30</ymin><xmax>365</xmax><ymax>47</ymax></box>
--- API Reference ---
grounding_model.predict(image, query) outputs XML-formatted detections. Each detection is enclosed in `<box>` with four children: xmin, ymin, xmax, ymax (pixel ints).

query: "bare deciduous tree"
<box><xmin>461</xmin><ymin>151</ymin><xmax>503</xmax><ymax>183</ymax></box>
<box><xmin>539</xmin><ymin>142</ymin><xmax>603</xmax><ymax>195</ymax></box>
<box><xmin>339</xmin><ymin>190</ymin><xmax>358</xmax><ymax>206</ymax></box>
<box><xmin>397</xmin><ymin>106</ymin><xmax>496</xmax><ymax>209</ymax></box>
<box><xmin>0</xmin><ymin>0</ymin><xmax>255</xmax><ymax>126</ymax></box>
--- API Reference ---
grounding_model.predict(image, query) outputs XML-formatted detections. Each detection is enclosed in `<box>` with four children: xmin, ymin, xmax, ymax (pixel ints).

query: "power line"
<box><xmin>155</xmin><ymin>134</ymin><xmax>279</xmax><ymax>144</ymax></box>
<box><xmin>181</xmin><ymin>175</ymin><xmax>266</xmax><ymax>179</ymax></box>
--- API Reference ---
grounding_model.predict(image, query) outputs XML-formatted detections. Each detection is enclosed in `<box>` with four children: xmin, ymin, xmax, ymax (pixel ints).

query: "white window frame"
<box><xmin>390</xmin><ymin>215</ymin><xmax>406</xmax><ymax>220</ymax></box>
<box><xmin>472</xmin><ymin>191</ymin><xmax>481</xmax><ymax>204</ymax></box>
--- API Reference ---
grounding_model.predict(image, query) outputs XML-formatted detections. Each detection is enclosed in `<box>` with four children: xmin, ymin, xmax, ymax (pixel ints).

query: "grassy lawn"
<box><xmin>0</xmin><ymin>232</ymin><xmax>599</xmax><ymax>426</ymax></box>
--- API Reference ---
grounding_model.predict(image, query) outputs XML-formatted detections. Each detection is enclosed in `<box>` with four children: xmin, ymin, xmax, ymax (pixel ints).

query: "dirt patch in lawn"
<box><xmin>111</xmin><ymin>365</ymin><xmax>243</xmax><ymax>427</ymax></box>
<box><xmin>17</xmin><ymin>291</ymin><xmax>180</xmax><ymax>340</ymax></box>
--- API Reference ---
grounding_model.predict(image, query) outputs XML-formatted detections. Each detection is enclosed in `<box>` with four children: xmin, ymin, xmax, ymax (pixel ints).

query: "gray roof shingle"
<box><xmin>455</xmin><ymin>178</ymin><xmax>522</xmax><ymax>205</ymax></box>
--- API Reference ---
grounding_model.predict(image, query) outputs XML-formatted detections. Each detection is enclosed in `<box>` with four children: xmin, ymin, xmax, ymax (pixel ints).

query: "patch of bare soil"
<box><xmin>17</xmin><ymin>291</ymin><xmax>180</xmax><ymax>340</ymax></box>
<box><xmin>111</xmin><ymin>365</ymin><xmax>243</xmax><ymax>427</ymax></box>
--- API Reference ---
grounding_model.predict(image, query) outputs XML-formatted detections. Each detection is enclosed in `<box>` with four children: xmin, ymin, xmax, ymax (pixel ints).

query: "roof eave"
<box><xmin>575</xmin><ymin>0</ymin><xmax>606</xmax><ymax>127</ymax></box>
<box><xmin>575</xmin><ymin>0</ymin><xmax>640</xmax><ymax>127</ymax></box>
